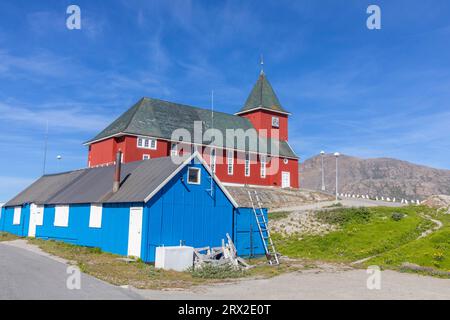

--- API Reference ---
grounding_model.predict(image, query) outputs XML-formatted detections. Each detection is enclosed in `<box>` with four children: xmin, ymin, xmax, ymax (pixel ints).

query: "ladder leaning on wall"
<box><xmin>247</xmin><ymin>190</ymin><xmax>280</xmax><ymax>265</ymax></box>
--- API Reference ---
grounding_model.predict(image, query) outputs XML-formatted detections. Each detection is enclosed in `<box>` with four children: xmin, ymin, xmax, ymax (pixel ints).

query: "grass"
<box><xmin>268</xmin><ymin>211</ymin><xmax>291</xmax><ymax>221</ymax></box>
<box><xmin>0</xmin><ymin>232</ymin><xmax>19</xmax><ymax>242</ymax></box>
<box><xmin>324</xmin><ymin>202</ymin><xmax>344</xmax><ymax>208</ymax></box>
<box><xmin>190</xmin><ymin>264</ymin><xmax>248</xmax><ymax>279</ymax></box>
<box><xmin>273</xmin><ymin>206</ymin><xmax>435</xmax><ymax>263</ymax></box>
<box><xmin>26</xmin><ymin>238</ymin><xmax>305</xmax><ymax>289</ymax></box>
<box><xmin>366</xmin><ymin>209</ymin><xmax>450</xmax><ymax>276</ymax></box>
<box><xmin>28</xmin><ymin>238</ymin><xmax>217</xmax><ymax>289</ymax></box>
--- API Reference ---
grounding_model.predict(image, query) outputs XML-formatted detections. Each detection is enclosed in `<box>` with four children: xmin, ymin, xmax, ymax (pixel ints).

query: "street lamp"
<box><xmin>56</xmin><ymin>155</ymin><xmax>62</xmax><ymax>172</ymax></box>
<box><xmin>320</xmin><ymin>151</ymin><xmax>325</xmax><ymax>191</ymax></box>
<box><xmin>334</xmin><ymin>152</ymin><xmax>340</xmax><ymax>202</ymax></box>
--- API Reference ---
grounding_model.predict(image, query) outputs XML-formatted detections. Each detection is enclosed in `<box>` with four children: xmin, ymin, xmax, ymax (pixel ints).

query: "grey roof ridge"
<box><xmin>99</xmin><ymin>157</ymin><xmax>173</xmax><ymax>203</ymax></box>
<box><xmin>140</xmin><ymin>96</ymin><xmax>242</xmax><ymax>119</ymax></box>
<box><xmin>45</xmin><ymin>169</ymin><xmax>92</xmax><ymax>204</ymax></box>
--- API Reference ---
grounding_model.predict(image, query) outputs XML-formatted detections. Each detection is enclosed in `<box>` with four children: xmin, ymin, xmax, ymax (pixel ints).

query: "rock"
<box><xmin>300</xmin><ymin>154</ymin><xmax>450</xmax><ymax>200</ymax></box>
<box><xmin>423</xmin><ymin>195</ymin><xmax>450</xmax><ymax>211</ymax></box>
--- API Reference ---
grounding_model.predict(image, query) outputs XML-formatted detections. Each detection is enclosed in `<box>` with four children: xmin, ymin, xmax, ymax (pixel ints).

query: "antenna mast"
<box><xmin>210</xmin><ymin>90</ymin><xmax>214</xmax><ymax>197</ymax></box>
<box><xmin>42</xmin><ymin>120</ymin><xmax>49</xmax><ymax>175</ymax></box>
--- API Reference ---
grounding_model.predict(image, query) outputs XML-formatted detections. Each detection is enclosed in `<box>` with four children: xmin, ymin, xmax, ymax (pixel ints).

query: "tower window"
<box><xmin>272</xmin><ymin>116</ymin><xmax>279</xmax><ymax>128</ymax></box>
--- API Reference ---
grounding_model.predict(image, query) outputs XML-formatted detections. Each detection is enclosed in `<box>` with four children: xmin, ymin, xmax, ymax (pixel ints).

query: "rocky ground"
<box><xmin>271</xmin><ymin>210</ymin><xmax>337</xmax><ymax>236</ymax></box>
<box><xmin>269</xmin><ymin>198</ymin><xmax>403</xmax><ymax>236</ymax></box>
<box><xmin>226</xmin><ymin>186</ymin><xmax>334</xmax><ymax>209</ymax></box>
<box><xmin>423</xmin><ymin>195</ymin><xmax>450</xmax><ymax>213</ymax></box>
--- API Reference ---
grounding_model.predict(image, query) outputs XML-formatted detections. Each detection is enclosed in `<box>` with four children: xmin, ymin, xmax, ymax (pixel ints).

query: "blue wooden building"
<box><xmin>0</xmin><ymin>153</ymin><xmax>267</xmax><ymax>262</ymax></box>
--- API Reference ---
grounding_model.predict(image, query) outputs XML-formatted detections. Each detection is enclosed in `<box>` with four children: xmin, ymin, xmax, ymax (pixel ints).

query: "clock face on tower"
<box><xmin>272</xmin><ymin>116</ymin><xmax>279</xmax><ymax>128</ymax></box>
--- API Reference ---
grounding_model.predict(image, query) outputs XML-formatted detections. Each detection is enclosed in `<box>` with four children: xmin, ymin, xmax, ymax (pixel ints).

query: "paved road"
<box><xmin>136</xmin><ymin>268</ymin><xmax>450</xmax><ymax>300</ymax></box>
<box><xmin>0</xmin><ymin>242</ymin><xmax>142</xmax><ymax>300</ymax></box>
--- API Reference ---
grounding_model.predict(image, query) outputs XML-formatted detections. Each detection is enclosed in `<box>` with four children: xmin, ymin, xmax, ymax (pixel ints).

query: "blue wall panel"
<box><xmin>35</xmin><ymin>202</ymin><xmax>142</xmax><ymax>257</ymax></box>
<box><xmin>143</xmin><ymin>163</ymin><xmax>234</xmax><ymax>262</ymax></box>
<box><xmin>0</xmin><ymin>207</ymin><xmax>5</xmax><ymax>231</ymax></box>
<box><xmin>0</xmin><ymin>205</ymin><xmax>30</xmax><ymax>237</ymax></box>
<box><xmin>234</xmin><ymin>207</ymin><xmax>267</xmax><ymax>257</ymax></box>
<box><xmin>36</xmin><ymin>205</ymin><xmax>84</xmax><ymax>243</ymax></box>
<box><xmin>101</xmin><ymin>203</ymin><xmax>139</xmax><ymax>256</ymax></box>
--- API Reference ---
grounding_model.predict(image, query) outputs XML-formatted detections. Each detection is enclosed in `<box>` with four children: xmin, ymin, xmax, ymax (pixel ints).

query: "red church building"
<box><xmin>85</xmin><ymin>71</ymin><xmax>299</xmax><ymax>188</ymax></box>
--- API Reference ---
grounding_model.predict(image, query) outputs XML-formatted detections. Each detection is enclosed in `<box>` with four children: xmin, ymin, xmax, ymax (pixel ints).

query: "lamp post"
<box><xmin>334</xmin><ymin>152</ymin><xmax>340</xmax><ymax>202</ymax></box>
<box><xmin>320</xmin><ymin>151</ymin><xmax>325</xmax><ymax>191</ymax></box>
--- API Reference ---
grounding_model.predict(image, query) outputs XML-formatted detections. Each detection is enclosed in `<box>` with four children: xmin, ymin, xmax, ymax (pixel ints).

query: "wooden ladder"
<box><xmin>248</xmin><ymin>190</ymin><xmax>280</xmax><ymax>265</ymax></box>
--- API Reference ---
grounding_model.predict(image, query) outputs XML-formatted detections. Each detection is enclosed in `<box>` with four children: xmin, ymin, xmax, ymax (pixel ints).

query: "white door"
<box><xmin>282</xmin><ymin>172</ymin><xmax>291</xmax><ymax>188</ymax></box>
<box><xmin>28</xmin><ymin>204</ymin><xmax>43</xmax><ymax>237</ymax></box>
<box><xmin>128</xmin><ymin>207</ymin><xmax>143</xmax><ymax>258</ymax></box>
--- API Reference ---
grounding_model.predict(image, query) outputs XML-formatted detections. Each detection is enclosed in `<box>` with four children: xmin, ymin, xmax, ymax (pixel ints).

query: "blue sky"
<box><xmin>0</xmin><ymin>0</ymin><xmax>449</xmax><ymax>201</ymax></box>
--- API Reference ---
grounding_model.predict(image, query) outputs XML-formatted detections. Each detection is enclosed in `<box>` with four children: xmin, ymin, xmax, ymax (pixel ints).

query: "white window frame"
<box><xmin>210</xmin><ymin>148</ymin><xmax>216</xmax><ymax>173</ymax></box>
<box><xmin>150</xmin><ymin>139</ymin><xmax>157</xmax><ymax>150</ymax></box>
<box><xmin>143</xmin><ymin>154</ymin><xmax>150</xmax><ymax>160</ymax></box>
<box><xmin>272</xmin><ymin>116</ymin><xmax>280</xmax><ymax>128</ymax></box>
<box><xmin>187</xmin><ymin>167</ymin><xmax>201</xmax><ymax>185</ymax></box>
<box><xmin>171</xmin><ymin>142</ymin><xmax>178</xmax><ymax>156</ymax></box>
<box><xmin>137</xmin><ymin>137</ymin><xmax>144</xmax><ymax>148</ymax></box>
<box><xmin>245</xmin><ymin>153</ymin><xmax>251</xmax><ymax>177</ymax></box>
<box><xmin>227</xmin><ymin>150</ymin><xmax>234</xmax><ymax>175</ymax></box>
<box><xmin>260</xmin><ymin>155</ymin><xmax>267</xmax><ymax>178</ymax></box>
<box><xmin>13</xmin><ymin>207</ymin><xmax>21</xmax><ymax>225</ymax></box>
<box><xmin>137</xmin><ymin>137</ymin><xmax>157</xmax><ymax>150</ymax></box>
<box><xmin>89</xmin><ymin>204</ymin><xmax>103</xmax><ymax>228</ymax></box>
<box><xmin>54</xmin><ymin>205</ymin><xmax>69</xmax><ymax>227</ymax></box>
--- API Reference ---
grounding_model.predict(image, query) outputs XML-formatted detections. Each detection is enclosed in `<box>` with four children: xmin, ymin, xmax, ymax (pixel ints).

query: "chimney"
<box><xmin>113</xmin><ymin>150</ymin><xmax>122</xmax><ymax>193</ymax></box>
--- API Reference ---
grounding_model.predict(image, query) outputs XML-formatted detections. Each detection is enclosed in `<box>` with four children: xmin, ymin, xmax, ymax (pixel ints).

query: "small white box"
<box><xmin>155</xmin><ymin>246</ymin><xmax>194</xmax><ymax>272</ymax></box>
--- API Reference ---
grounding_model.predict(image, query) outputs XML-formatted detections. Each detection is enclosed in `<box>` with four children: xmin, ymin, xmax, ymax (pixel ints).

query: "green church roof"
<box><xmin>85</xmin><ymin>97</ymin><xmax>298</xmax><ymax>159</ymax></box>
<box><xmin>237</xmin><ymin>72</ymin><xmax>289</xmax><ymax>114</ymax></box>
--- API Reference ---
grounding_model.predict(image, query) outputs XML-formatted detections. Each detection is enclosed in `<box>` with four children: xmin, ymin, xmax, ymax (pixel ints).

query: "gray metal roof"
<box><xmin>4</xmin><ymin>157</ymin><xmax>184</xmax><ymax>207</ymax></box>
<box><xmin>4</xmin><ymin>171</ymin><xmax>85</xmax><ymax>207</ymax></box>
<box><xmin>85</xmin><ymin>97</ymin><xmax>298</xmax><ymax>159</ymax></box>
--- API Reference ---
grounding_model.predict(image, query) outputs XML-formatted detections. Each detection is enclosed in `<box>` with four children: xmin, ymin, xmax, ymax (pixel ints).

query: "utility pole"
<box><xmin>42</xmin><ymin>120</ymin><xmax>49</xmax><ymax>175</ymax></box>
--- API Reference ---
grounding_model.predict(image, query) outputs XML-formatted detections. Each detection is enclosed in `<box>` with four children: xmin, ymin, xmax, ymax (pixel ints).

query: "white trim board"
<box><xmin>234</xmin><ymin>106</ymin><xmax>291</xmax><ymax>116</ymax></box>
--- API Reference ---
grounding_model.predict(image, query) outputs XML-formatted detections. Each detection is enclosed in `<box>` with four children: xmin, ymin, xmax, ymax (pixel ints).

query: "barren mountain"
<box><xmin>299</xmin><ymin>154</ymin><xmax>450</xmax><ymax>201</ymax></box>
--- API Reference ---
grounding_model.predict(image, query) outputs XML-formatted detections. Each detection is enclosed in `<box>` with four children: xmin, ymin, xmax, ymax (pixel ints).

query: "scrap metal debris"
<box><xmin>193</xmin><ymin>233</ymin><xmax>251</xmax><ymax>269</ymax></box>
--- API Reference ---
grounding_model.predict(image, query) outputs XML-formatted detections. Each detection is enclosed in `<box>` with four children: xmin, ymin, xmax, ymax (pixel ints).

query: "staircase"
<box><xmin>248</xmin><ymin>190</ymin><xmax>280</xmax><ymax>265</ymax></box>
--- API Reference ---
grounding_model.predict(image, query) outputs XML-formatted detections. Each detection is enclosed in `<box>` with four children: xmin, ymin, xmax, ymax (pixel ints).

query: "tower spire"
<box><xmin>260</xmin><ymin>54</ymin><xmax>264</xmax><ymax>75</ymax></box>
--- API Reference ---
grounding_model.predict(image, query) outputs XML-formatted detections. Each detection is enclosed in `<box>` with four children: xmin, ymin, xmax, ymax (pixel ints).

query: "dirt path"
<box><xmin>418</xmin><ymin>215</ymin><xmax>443</xmax><ymax>239</ymax></box>
<box><xmin>351</xmin><ymin>214</ymin><xmax>444</xmax><ymax>265</ymax></box>
<box><xmin>135</xmin><ymin>268</ymin><xmax>450</xmax><ymax>300</ymax></box>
